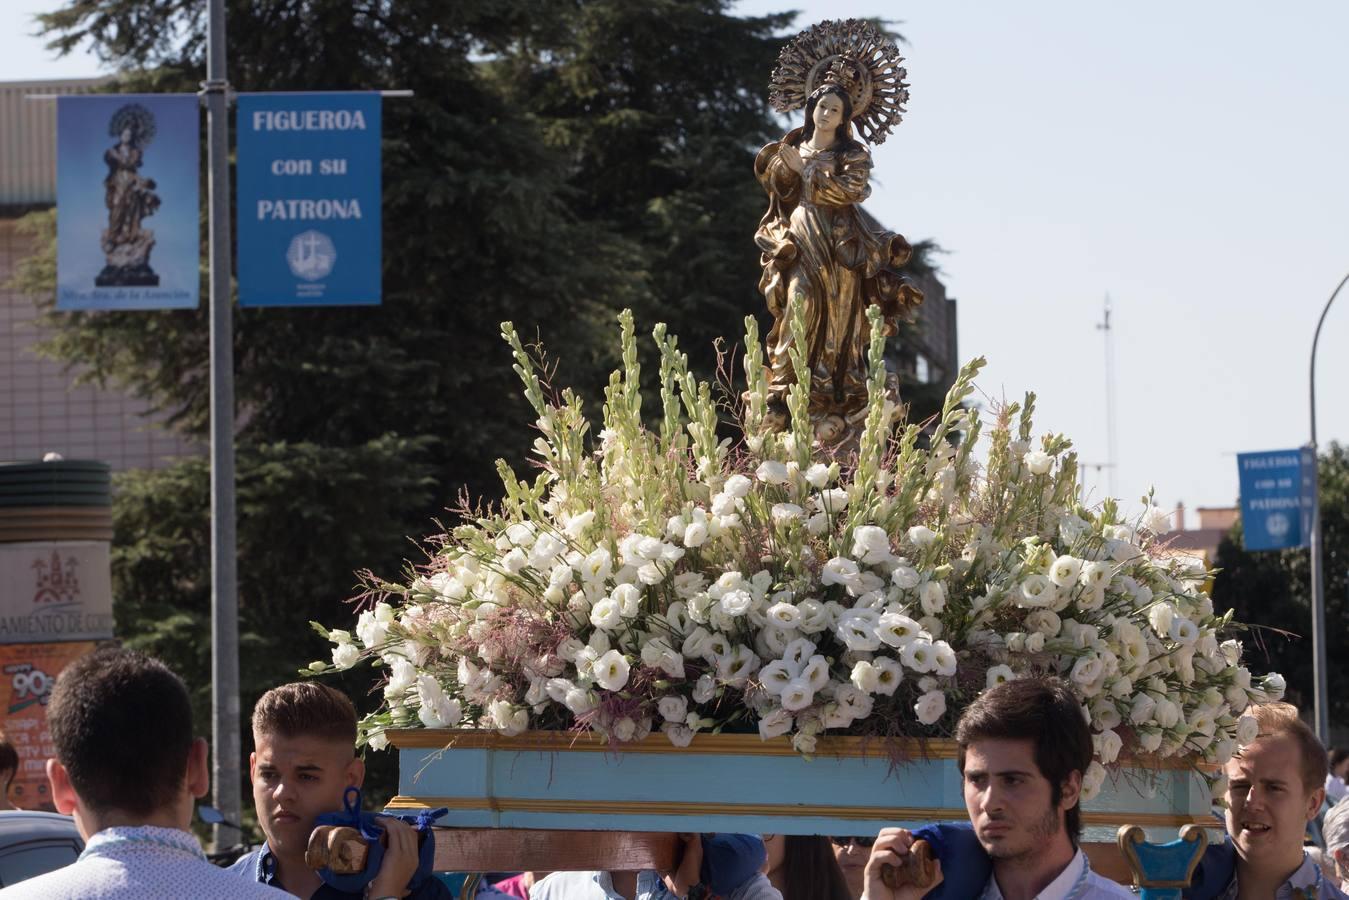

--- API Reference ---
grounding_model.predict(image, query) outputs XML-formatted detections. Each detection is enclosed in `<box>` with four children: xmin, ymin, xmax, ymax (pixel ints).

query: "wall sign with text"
<box><xmin>236</xmin><ymin>93</ymin><xmax>382</xmax><ymax>306</ymax></box>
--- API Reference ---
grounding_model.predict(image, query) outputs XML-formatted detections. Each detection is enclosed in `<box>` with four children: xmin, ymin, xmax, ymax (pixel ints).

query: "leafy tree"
<box><xmin>1211</xmin><ymin>442</ymin><xmax>1349</xmax><ymax>729</ymax></box>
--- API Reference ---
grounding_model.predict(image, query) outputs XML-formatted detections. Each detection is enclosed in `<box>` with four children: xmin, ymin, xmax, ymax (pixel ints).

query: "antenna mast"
<box><xmin>1096</xmin><ymin>294</ymin><xmax>1119</xmax><ymax>497</ymax></box>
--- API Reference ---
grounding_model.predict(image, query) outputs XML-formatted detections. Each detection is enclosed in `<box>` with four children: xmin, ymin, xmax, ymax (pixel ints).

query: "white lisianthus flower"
<box><xmin>416</xmin><ymin>675</ymin><xmax>463</xmax><ymax>728</ymax></box>
<box><xmin>716</xmin><ymin>645</ymin><xmax>760</xmax><ymax>686</ymax></box>
<box><xmin>813</xmin><ymin>488</ymin><xmax>849</xmax><ymax>514</ymax></box>
<box><xmin>805</xmin><ymin>512</ymin><xmax>830</xmax><ymax>535</ymax></box>
<box><xmin>906</xmin><ymin>526</ymin><xmax>938</xmax><ymax>549</ymax></box>
<box><xmin>356</xmin><ymin>609</ymin><xmax>389</xmax><ymax>649</ymax></box>
<box><xmin>612</xmin><ymin>583</ymin><xmax>642</xmax><ymax>617</ymax></box>
<box><xmin>1168</xmin><ymin>616</ymin><xmax>1199</xmax><ymax>645</ymax></box>
<box><xmin>756</xmin><ymin>461</ymin><xmax>790</xmax><ymax>485</ymax></box>
<box><xmin>1070</xmin><ymin>654</ymin><xmax>1104</xmax><ymax>688</ymax></box>
<box><xmin>986</xmin><ymin>664</ymin><xmax>1015</xmax><ymax>688</ymax></box>
<box><xmin>931</xmin><ymin>641</ymin><xmax>957</xmax><ymax>677</ymax></box>
<box><xmin>692</xmin><ymin>674</ymin><xmax>717</xmax><ymax>704</ymax></box>
<box><xmin>1080</xmin><ymin>761</ymin><xmax>1106</xmax><ymax>802</ymax></box>
<box><xmin>332</xmin><ymin>642</ymin><xmax>361</xmax><ymax>670</ymax></box>
<box><xmin>877</xmin><ymin>612</ymin><xmax>922</xmax><ymax>648</ymax></box>
<box><xmin>758</xmin><ymin>707</ymin><xmax>794</xmax><ymax>740</ymax></box>
<box><xmin>1148</xmin><ymin>603</ymin><xmax>1176</xmax><ymax>638</ymax></box>
<box><xmin>919</xmin><ymin>581</ymin><xmax>947</xmax><ymax>615</ymax></box>
<box><xmin>1018</xmin><ymin>574</ymin><xmax>1056</xmax><ymax>608</ymax></box>
<box><xmin>1049</xmin><ymin>555</ymin><xmax>1083</xmax><ymax>588</ymax></box>
<box><xmin>1154</xmin><ymin>698</ymin><xmax>1181</xmax><ymax>729</ymax></box>
<box><xmin>658</xmin><ymin>695</ymin><xmax>688</xmax><ymax>724</ymax></box>
<box><xmin>593</xmin><ymin>649</ymin><xmax>631</xmax><ymax>692</ymax></box>
<box><xmin>850</xmin><ymin>660</ymin><xmax>880</xmax><ymax>694</ymax></box>
<box><xmin>914</xmin><ymin>690</ymin><xmax>946</xmax><ymax>725</ymax></box>
<box><xmin>1025</xmin><ymin>609</ymin><xmax>1062</xmax><ymax>637</ymax></box>
<box><xmin>792</xmin><ymin>731</ymin><xmax>818</xmax><ymax>755</ymax></box>
<box><xmin>821</xmin><ymin>557</ymin><xmax>862</xmax><ymax>590</ymax></box>
<box><xmin>1138</xmin><ymin>729</ymin><xmax>1163</xmax><ymax>753</ymax></box>
<box><xmin>366</xmin><ymin>730</ymin><xmax>389</xmax><ymax>752</ymax></box>
<box><xmin>385</xmin><ymin>657</ymin><xmax>417</xmax><ymax>696</ymax></box>
<box><xmin>804</xmin><ymin>463</ymin><xmax>831</xmax><ymax>488</ymax></box>
<box><xmin>1025</xmin><ymin>632</ymin><xmax>1046</xmax><ymax>653</ymax></box>
<box><xmin>683</xmin><ymin>520</ymin><xmax>709</xmax><ymax>548</ymax></box>
<box><xmin>765</xmin><ymin>600</ymin><xmax>801</xmax><ymax>628</ymax></box>
<box><xmin>1094</xmin><ymin>729</ymin><xmax>1123</xmax><ymax>765</ymax></box>
<box><xmin>1236</xmin><ymin>714</ymin><xmax>1260</xmax><ymax>747</ymax></box>
<box><xmin>1078</xmin><ymin>561</ymin><xmax>1109</xmax><ymax>589</ymax></box>
<box><xmin>873</xmin><ymin>657</ymin><xmax>903</xmax><ymax>695</ymax></box>
<box><xmin>1141</xmin><ymin>505</ymin><xmax>1172</xmax><ymax>535</ymax></box>
<box><xmin>835</xmin><ymin>609</ymin><xmax>881</xmax><ymax>652</ymax></box>
<box><xmin>771</xmin><ymin>503</ymin><xmax>805</xmax><ymax>525</ymax></box>
<box><xmin>589</xmin><ymin>597</ymin><xmax>623</xmax><ymax>631</ymax></box>
<box><xmin>663</xmin><ymin>723</ymin><xmax>695</xmax><ymax>747</ymax></box>
<box><xmin>901</xmin><ymin>639</ymin><xmax>936</xmax><ymax>674</ymax></box>
<box><xmin>759</xmin><ymin>659</ymin><xmax>796</xmax><ymax>695</ymax></box>
<box><xmin>851</xmin><ymin>526</ymin><xmax>893</xmax><ymax>565</ymax></box>
<box><xmin>721</xmin><ymin>473</ymin><xmax>752</xmax><ymax>498</ymax></box>
<box><xmin>780</xmin><ymin>678</ymin><xmax>815</xmax><ymax>712</ymax></box>
<box><xmin>1023</xmin><ymin>449</ymin><xmax>1053</xmax><ymax>475</ymax></box>
<box><xmin>891</xmin><ymin>565</ymin><xmax>920</xmax><ymax>590</ymax></box>
<box><xmin>800</xmin><ymin>655</ymin><xmax>831</xmax><ymax>692</ymax></box>
<box><xmin>489</xmin><ymin>700</ymin><xmax>528</xmax><ymax>736</ymax></box>
<box><xmin>718</xmin><ymin>589</ymin><xmax>753</xmax><ymax>617</ymax></box>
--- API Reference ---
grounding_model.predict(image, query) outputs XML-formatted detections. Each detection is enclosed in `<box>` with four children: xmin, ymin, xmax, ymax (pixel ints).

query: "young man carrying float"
<box><xmin>231</xmin><ymin>682</ymin><xmax>452</xmax><ymax>900</ymax></box>
<box><xmin>3</xmin><ymin>648</ymin><xmax>286</xmax><ymax>899</ymax></box>
<box><xmin>1213</xmin><ymin>702</ymin><xmax>1348</xmax><ymax>899</ymax></box>
<box><xmin>861</xmin><ymin>677</ymin><xmax>1132</xmax><ymax>900</ymax></box>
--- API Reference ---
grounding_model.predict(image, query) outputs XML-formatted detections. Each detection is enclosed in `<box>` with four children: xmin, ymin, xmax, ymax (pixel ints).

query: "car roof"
<box><xmin>0</xmin><ymin>811</ymin><xmax>82</xmax><ymax>848</ymax></box>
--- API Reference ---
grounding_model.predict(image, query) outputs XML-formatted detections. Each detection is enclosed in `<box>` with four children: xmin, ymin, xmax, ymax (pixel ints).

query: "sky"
<box><xmin>5</xmin><ymin>1</ymin><xmax>1349</xmax><ymax>519</ymax></box>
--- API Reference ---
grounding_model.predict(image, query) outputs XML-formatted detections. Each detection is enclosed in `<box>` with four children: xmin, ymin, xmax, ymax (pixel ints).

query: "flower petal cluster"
<box><xmin>315</xmin><ymin>314</ymin><xmax>1282</xmax><ymax>792</ymax></box>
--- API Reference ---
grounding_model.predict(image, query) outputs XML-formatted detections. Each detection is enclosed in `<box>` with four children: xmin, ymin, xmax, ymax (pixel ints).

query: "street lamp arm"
<box><xmin>1311</xmin><ymin>270</ymin><xmax>1349</xmax><ymax>448</ymax></box>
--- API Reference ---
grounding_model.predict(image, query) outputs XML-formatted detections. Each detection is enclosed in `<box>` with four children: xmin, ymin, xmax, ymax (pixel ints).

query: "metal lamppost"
<box><xmin>1308</xmin><ymin>271</ymin><xmax>1349</xmax><ymax>745</ymax></box>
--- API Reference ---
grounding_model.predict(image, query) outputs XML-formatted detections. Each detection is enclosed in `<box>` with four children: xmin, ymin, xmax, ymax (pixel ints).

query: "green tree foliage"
<box><xmin>22</xmin><ymin>1</ymin><xmax>943</xmax><ymax>805</ymax></box>
<box><xmin>1211</xmin><ymin>442</ymin><xmax>1349</xmax><ymax>726</ymax></box>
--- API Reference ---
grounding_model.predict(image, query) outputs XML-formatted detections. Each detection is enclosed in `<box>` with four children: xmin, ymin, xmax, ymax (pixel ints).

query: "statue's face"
<box><xmin>812</xmin><ymin>93</ymin><xmax>846</xmax><ymax>137</ymax></box>
<box><xmin>120</xmin><ymin>127</ymin><xmax>133</xmax><ymax>145</ymax></box>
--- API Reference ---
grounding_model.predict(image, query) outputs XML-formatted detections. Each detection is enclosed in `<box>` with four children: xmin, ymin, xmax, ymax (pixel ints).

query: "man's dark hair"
<box><xmin>47</xmin><ymin>647</ymin><xmax>194</xmax><ymax>816</ymax></box>
<box><xmin>778</xmin><ymin>835</ymin><xmax>852</xmax><ymax>900</ymax></box>
<box><xmin>1330</xmin><ymin>746</ymin><xmax>1349</xmax><ymax>772</ymax></box>
<box><xmin>251</xmin><ymin>682</ymin><xmax>357</xmax><ymax>746</ymax></box>
<box><xmin>955</xmin><ymin>676</ymin><xmax>1093</xmax><ymax>841</ymax></box>
<box><xmin>0</xmin><ymin>736</ymin><xmax>17</xmax><ymax>788</ymax></box>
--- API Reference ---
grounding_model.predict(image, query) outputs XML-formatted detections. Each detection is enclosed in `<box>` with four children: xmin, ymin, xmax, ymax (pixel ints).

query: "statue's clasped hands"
<box><xmin>778</xmin><ymin>143</ymin><xmax>805</xmax><ymax>175</ymax></box>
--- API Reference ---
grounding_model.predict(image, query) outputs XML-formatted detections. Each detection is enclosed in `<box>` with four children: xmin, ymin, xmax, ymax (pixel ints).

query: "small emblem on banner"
<box><xmin>286</xmin><ymin>229</ymin><xmax>336</xmax><ymax>281</ymax></box>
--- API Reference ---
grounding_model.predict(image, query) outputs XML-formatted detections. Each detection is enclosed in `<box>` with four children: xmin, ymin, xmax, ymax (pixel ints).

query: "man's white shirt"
<box><xmin>0</xmin><ymin>825</ymin><xmax>287</xmax><ymax>899</ymax></box>
<box><xmin>978</xmin><ymin>848</ymin><xmax>1134</xmax><ymax>900</ymax></box>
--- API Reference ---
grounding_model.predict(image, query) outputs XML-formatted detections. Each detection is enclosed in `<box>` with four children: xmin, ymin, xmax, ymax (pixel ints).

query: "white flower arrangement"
<box><xmin>312</xmin><ymin>303</ymin><xmax>1283</xmax><ymax>791</ymax></box>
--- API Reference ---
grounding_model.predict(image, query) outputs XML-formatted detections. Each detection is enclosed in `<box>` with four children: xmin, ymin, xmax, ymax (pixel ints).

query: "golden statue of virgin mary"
<box><xmin>753</xmin><ymin>20</ymin><xmax>924</xmax><ymax>450</ymax></box>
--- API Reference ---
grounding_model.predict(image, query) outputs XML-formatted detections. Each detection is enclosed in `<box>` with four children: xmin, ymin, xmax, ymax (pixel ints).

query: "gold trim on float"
<box><xmin>383</xmin><ymin>794</ymin><xmax>1221</xmax><ymax>829</ymax></box>
<box><xmin>386</xmin><ymin>729</ymin><xmax>1206</xmax><ymax>770</ymax></box>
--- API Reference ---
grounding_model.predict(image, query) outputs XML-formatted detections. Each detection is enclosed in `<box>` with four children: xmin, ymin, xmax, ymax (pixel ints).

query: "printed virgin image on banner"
<box><xmin>56</xmin><ymin>94</ymin><xmax>200</xmax><ymax>310</ymax></box>
<box><xmin>236</xmin><ymin>92</ymin><xmax>382</xmax><ymax>306</ymax></box>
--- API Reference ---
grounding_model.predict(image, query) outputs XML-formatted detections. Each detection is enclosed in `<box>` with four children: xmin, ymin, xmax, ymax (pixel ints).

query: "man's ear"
<box><xmin>46</xmin><ymin>758</ymin><xmax>79</xmax><ymax>816</ymax></box>
<box><xmin>1305</xmin><ymin>785</ymin><xmax>1326</xmax><ymax>822</ymax></box>
<box><xmin>186</xmin><ymin>738</ymin><xmax>210</xmax><ymax>799</ymax></box>
<box><xmin>1059</xmin><ymin>770</ymin><xmax>1084</xmax><ymax>812</ymax></box>
<box><xmin>248</xmin><ymin>750</ymin><xmax>257</xmax><ymax>785</ymax></box>
<box><xmin>345</xmin><ymin>754</ymin><xmax>365</xmax><ymax>789</ymax></box>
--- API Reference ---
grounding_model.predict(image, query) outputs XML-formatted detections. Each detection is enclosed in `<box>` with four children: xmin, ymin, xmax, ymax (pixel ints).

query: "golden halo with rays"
<box><xmin>767</xmin><ymin>19</ymin><xmax>910</xmax><ymax>146</ymax></box>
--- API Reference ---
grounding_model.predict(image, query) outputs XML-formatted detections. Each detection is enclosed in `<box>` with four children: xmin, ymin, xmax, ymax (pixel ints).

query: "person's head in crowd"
<box><xmin>249</xmin><ymin>682</ymin><xmax>363</xmax><ymax>861</ymax></box>
<box><xmin>761</xmin><ymin>834</ymin><xmax>853</xmax><ymax>900</ymax></box>
<box><xmin>1330</xmin><ymin>747</ymin><xmax>1349</xmax><ymax>783</ymax></box>
<box><xmin>1323</xmin><ymin>798</ymin><xmax>1349</xmax><ymax>889</ymax></box>
<box><xmin>954</xmin><ymin>676</ymin><xmax>1092</xmax><ymax>858</ymax></box>
<box><xmin>0</xmin><ymin>734</ymin><xmax>18</xmax><ymax>810</ymax></box>
<box><xmin>45</xmin><ymin>647</ymin><xmax>209</xmax><ymax>837</ymax></box>
<box><xmin>825</xmin><ymin>835</ymin><xmax>869</xmax><ymax>898</ymax></box>
<box><xmin>1222</xmin><ymin>702</ymin><xmax>1327</xmax><ymax>890</ymax></box>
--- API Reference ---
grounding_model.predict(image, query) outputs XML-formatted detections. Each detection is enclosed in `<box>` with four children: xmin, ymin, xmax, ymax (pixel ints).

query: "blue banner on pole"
<box><xmin>236</xmin><ymin>93</ymin><xmax>381</xmax><ymax>307</ymax></box>
<box><xmin>56</xmin><ymin>94</ymin><xmax>200</xmax><ymax>310</ymax></box>
<box><xmin>1237</xmin><ymin>448</ymin><xmax>1315</xmax><ymax>551</ymax></box>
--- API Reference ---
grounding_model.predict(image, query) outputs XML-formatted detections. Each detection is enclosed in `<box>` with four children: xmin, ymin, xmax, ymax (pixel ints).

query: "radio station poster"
<box><xmin>56</xmin><ymin>94</ymin><xmax>200</xmax><ymax>310</ymax></box>
<box><xmin>1237</xmin><ymin>448</ymin><xmax>1314</xmax><ymax>551</ymax></box>
<box><xmin>0</xmin><ymin>642</ymin><xmax>97</xmax><ymax>810</ymax></box>
<box><xmin>236</xmin><ymin>92</ymin><xmax>382</xmax><ymax>306</ymax></box>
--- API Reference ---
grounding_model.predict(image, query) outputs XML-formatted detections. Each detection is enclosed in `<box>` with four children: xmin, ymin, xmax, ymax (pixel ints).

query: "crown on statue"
<box><xmin>768</xmin><ymin>19</ymin><xmax>911</xmax><ymax>145</ymax></box>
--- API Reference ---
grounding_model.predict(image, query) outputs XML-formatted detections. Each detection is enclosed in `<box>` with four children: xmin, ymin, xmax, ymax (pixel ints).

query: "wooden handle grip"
<box><xmin>880</xmin><ymin>838</ymin><xmax>937</xmax><ymax>890</ymax></box>
<box><xmin>305</xmin><ymin>825</ymin><xmax>373</xmax><ymax>873</ymax></box>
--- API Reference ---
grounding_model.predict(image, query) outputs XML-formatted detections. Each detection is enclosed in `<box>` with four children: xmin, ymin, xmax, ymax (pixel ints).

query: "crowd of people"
<box><xmin>0</xmin><ymin>648</ymin><xmax>1346</xmax><ymax>899</ymax></box>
